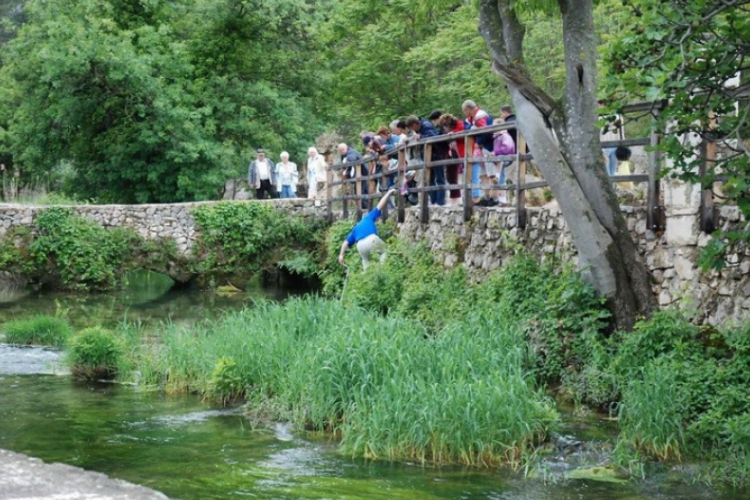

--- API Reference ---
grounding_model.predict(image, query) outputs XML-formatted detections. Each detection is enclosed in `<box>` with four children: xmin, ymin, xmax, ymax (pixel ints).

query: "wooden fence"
<box><xmin>325</xmin><ymin>101</ymin><xmax>721</xmax><ymax>232</ymax></box>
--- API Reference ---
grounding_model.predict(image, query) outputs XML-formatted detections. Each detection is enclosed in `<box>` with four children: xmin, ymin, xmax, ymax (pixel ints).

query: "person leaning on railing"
<box><xmin>438</xmin><ymin>113</ymin><xmax>465</xmax><ymax>206</ymax></box>
<box><xmin>338</xmin><ymin>143</ymin><xmax>369</xmax><ymax>208</ymax></box>
<box><xmin>338</xmin><ymin>188</ymin><xmax>397</xmax><ymax>270</ymax></box>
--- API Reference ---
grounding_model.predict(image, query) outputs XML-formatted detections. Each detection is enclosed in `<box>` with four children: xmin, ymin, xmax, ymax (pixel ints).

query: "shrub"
<box><xmin>67</xmin><ymin>327</ymin><xmax>123</xmax><ymax>380</ymax></box>
<box><xmin>3</xmin><ymin>315</ymin><xmax>73</xmax><ymax>347</ymax></box>
<box><xmin>30</xmin><ymin>207</ymin><xmax>138</xmax><ymax>290</ymax></box>
<box><xmin>192</xmin><ymin>201</ymin><xmax>324</xmax><ymax>284</ymax></box>
<box><xmin>206</xmin><ymin>356</ymin><xmax>245</xmax><ymax>406</ymax></box>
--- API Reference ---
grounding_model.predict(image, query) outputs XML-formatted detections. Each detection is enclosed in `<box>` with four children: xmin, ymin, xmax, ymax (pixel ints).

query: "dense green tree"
<box><xmin>0</xmin><ymin>0</ymin><xmax>328</xmax><ymax>202</ymax></box>
<box><xmin>604</xmin><ymin>0</ymin><xmax>750</xmax><ymax>265</ymax></box>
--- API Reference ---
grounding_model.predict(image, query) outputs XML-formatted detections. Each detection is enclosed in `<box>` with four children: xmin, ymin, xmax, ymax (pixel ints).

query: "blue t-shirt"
<box><xmin>345</xmin><ymin>208</ymin><xmax>381</xmax><ymax>246</ymax></box>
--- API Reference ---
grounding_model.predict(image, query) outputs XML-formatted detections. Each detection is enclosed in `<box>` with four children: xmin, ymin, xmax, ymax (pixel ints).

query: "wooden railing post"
<box><xmin>699</xmin><ymin>137</ymin><xmax>717</xmax><ymax>233</ymax></box>
<box><xmin>516</xmin><ymin>134</ymin><xmax>527</xmax><ymax>229</ymax></box>
<box><xmin>463</xmin><ymin>136</ymin><xmax>474</xmax><ymax>222</ymax></box>
<box><xmin>355</xmin><ymin>162</ymin><xmax>363</xmax><ymax>219</ymax></box>
<box><xmin>326</xmin><ymin>165</ymin><xmax>333</xmax><ymax>223</ymax></box>
<box><xmin>342</xmin><ymin>167</ymin><xmax>349</xmax><ymax>220</ymax></box>
<box><xmin>368</xmin><ymin>160</ymin><xmax>376</xmax><ymax>212</ymax></box>
<box><xmin>647</xmin><ymin>112</ymin><xmax>662</xmax><ymax>231</ymax></box>
<box><xmin>397</xmin><ymin>149</ymin><xmax>406</xmax><ymax>223</ymax></box>
<box><xmin>421</xmin><ymin>144</ymin><xmax>431</xmax><ymax>224</ymax></box>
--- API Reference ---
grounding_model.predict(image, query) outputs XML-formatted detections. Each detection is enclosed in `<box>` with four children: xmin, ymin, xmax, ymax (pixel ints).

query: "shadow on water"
<box><xmin>0</xmin><ymin>269</ymin><xmax>313</xmax><ymax>329</ymax></box>
<box><xmin>0</xmin><ymin>375</ymin><xmax>744</xmax><ymax>500</ymax></box>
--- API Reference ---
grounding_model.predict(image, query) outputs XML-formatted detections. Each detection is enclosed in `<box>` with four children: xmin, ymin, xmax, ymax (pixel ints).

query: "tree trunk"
<box><xmin>478</xmin><ymin>0</ymin><xmax>656</xmax><ymax>330</ymax></box>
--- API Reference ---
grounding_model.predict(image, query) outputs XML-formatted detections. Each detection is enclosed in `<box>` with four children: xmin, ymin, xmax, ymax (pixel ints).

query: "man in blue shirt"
<box><xmin>338</xmin><ymin>188</ymin><xmax>397</xmax><ymax>269</ymax></box>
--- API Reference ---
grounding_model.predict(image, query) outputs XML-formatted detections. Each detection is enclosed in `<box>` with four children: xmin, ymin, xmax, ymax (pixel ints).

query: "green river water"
<box><xmin>0</xmin><ymin>273</ymin><xmax>746</xmax><ymax>500</ymax></box>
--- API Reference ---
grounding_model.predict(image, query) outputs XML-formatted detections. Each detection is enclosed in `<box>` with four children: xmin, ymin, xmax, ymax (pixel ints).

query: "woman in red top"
<box><xmin>438</xmin><ymin>114</ymin><xmax>465</xmax><ymax>204</ymax></box>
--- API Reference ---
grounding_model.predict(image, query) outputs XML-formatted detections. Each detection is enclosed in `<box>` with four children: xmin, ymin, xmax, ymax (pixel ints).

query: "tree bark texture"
<box><xmin>478</xmin><ymin>0</ymin><xmax>656</xmax><ymax>330</ymax></box>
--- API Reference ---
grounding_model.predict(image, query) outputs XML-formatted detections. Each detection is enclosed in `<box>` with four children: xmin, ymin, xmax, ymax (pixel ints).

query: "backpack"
<box><xmin>474</xmin><ymin>113</ymin><xmax>494</xmax><ymax>151</ymax></box>
<box><xmin>493</xmin><ymin>131</ymin><xmax>515</xmax><ymax>156</ymax></box>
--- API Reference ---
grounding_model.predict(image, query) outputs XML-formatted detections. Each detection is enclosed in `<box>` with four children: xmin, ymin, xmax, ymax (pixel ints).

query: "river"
<box><xmin>0</xmin><ymin>272</ymin><xmax>744</xmax><ymax>499</ymax></box>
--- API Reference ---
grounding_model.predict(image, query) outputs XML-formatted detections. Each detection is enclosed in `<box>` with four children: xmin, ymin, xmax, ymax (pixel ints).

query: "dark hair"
<box><xmin>428</xmin><ymin>110</ymin><xmax>443</xmax><ymax>121</ymax></box>
<box><xmin>362</xmin><ymin>136</ymin><xmax>373</xmax><ymax>146</ymax></box>
<box><xmin>405</xmin><ymin>115</ymin><xmax>420</xmax><ymax>127</ymax></box>
<box><xmin>615</xmin><ymin>146</ymin><xmax>632</xmax><ymax>161</ymax></box>
<box><xmin>396</xmin><ymin>119</ymin><xmax>407</xmax><ymax>129</ymax></box>
<box><xmin>500</xmin><ymin>105</ymin><xmax>513</xmax><ymax>115</ymax></box>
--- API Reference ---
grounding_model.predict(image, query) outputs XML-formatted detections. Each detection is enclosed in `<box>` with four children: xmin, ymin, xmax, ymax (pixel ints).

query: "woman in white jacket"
<box><xmin>276</xmin><ymin>152</ymin><xmax>299</xmax><ymax>198</ymax></box>
<box><xmin>306</xmin><ymin>147</ymin><xmax>327</xmax><ymax>199</ymax></box>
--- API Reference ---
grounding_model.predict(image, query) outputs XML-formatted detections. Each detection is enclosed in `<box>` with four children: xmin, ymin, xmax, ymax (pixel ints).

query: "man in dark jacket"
<box><xmin>338</xmin><ymin>143</ymin><xmax>369</xmax><ymax>208</ymax></box>
<box><xmin>405</xmin><ymin>115</ymin><xmax>444</xmax><ymax>205</ymax></box>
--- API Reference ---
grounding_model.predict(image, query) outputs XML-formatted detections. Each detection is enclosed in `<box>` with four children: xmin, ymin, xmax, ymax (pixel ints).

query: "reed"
<box><xmin>122</xmin><ymin>297</ymin><xmax>559</xmax><ymax>467</ymax></box>
<box><xmin>618</xmin><ymin>360</ymin><xmax>686</xmax><ymax>460</ymax></box>
<box><xmin>3</xmin><ymin>315</ymin><xmax>73</xmax><ymax>347</ymax></box>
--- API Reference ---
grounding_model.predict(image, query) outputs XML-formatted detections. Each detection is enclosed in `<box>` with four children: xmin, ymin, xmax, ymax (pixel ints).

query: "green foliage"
<box><xmin>3</xmin><ymin>314</ymin><xmax>72</xmax><ymax>346</ymax></box>
<box><xmin>118</xmin><ymin>297</ymin><xmax>559</xmax><ymax>467</ymax></box>
<box><xmin>192</xmin><ymin>201</ymin><xmax>323</xmax><ymax>283</ymax></box>
<box><xmin>568</xmin><ymin>310</ymin><xmax>750</xmax><ymax>484</ymax></box>
<box><xmin>30</xmin><ymin>207</ymin><xmax>136</xmax><ymax>290</ymax></box>
<box><xmin>603</xmin><ymin>0</ymin><xmax>750</xmax><ymax>264</ymax></box>
<box><xmin>67</xmin><ymin>326</ymin><xmax>123</xmax><ymax>380</ymax></box>
<box><xmin>207</xmin><ymin>356</ymin><xmax>245</xmax><ymax>406</ymax></box>
<box><xmin>618</xmin><ymin>360</ymin><xmax>687</xmax><ymax>460</ymax></box>
<box><xmin>0</xmin><ymin>0</ymin><xmax>328</xmax><ymax>203</ymax></box>
<box><xmin>319</xmin><ymin>220</ymin><xmax>359</xmax><ymax>296</ymax></box>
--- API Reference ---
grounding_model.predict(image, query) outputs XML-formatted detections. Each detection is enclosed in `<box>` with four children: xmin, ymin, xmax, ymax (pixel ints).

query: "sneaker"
<box><xmin>476</xmin><ymin>198</ymin><xmax>488</xmax><ymax>207</ymax></box>
<box><xmin>485</xmin><ymin>198</ymin><xmax>499</xmax><ymax>207</ymax></box>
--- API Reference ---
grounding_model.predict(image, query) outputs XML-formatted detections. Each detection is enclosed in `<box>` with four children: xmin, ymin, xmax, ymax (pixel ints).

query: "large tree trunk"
<box><xmin>478</xmin><ymin>0</ymin><xmax>656</xmax><ymax>330</ymax></box>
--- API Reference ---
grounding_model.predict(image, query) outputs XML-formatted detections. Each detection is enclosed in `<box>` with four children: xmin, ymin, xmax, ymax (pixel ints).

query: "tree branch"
<box><xmin>477</xmin><ymin>0</ymin><xmax>556</xmax><ymax>116</ymax></box>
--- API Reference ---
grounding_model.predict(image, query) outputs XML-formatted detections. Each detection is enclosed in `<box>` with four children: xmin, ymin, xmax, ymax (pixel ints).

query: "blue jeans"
<box><xmin>280</xmin><ymin>185</ymin><xmax>294</xmax><ymax>198</ymax></box>
<box><xmin>604</xmin><ymin>148</ymin><xmax>617</xmax><ymax>176</ymax></box>
<box><xmin>499</xmin><ymin>161</ymin><xmax>512</xmax><ymax>186</ymax></box>
<box><xmin>471</xmin><ymin>163</ymin><xmax>481</xmax><ymax>198</ymax></box>
<box><xmin>429</xmin><ymin>166</ymin><xmax>446</xmax><ymax>206</ymax></box>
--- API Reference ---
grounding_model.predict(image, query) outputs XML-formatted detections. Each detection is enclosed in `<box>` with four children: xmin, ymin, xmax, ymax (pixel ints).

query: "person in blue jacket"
<box><xmin>338</xmin><ymin>188</ymin><xmax>397</xmax><ymax>269</ymax></box>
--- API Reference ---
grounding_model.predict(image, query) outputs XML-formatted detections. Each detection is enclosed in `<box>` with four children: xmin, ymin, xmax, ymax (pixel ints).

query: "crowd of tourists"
<box><xmin>246</xmin><ymin>99</ymin><xmax>631</xmax><ymax>269</ymax></box>
<box><xmin>248</xmin><ymin>99</ymin><xmax>630</xmax><ymax>207</ymax></box>
<box><xmin>247</xmin><ymin>100</ymin><xmax>527</xmax><ymax>207</ymax></box>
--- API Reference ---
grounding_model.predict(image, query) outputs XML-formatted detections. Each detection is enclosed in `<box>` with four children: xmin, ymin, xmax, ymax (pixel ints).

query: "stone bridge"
<box><xmin>0</xmin><ymin>195</ymin><xmax>747</xmax><ymax>325</ymax></box>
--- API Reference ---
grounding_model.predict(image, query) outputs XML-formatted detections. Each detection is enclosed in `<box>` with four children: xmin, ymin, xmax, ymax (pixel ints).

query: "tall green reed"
<box><xmin>119</xmin><ymin>297</ymin><xmax>558</xmax><ymax>467</ymax></box>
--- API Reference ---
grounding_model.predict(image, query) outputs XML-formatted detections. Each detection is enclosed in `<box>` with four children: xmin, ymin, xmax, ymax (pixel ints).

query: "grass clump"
<box><xmin>4</xmin><ymin>315</ymin><xmax>73</xmax><ymax>347</ymax></box>
<box><xmin>67</xmin><ymin>327</ymin><xmax>123</xmax><ymax>380</ymax></box>
<box><xmin>120</xmin><ymin>297</ymin><xmax>558</xmax><ymax>468</ymax></box>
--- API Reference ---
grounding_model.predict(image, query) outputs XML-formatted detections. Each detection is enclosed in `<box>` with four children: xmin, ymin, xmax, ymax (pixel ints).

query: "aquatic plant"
<box><xmin>617</xmin><ymin>360</ymin><xmax>686</xmax><ymax>460</ymax></box>
<box><xmin>67</xmin><ymin>327</ymin><xmax>123</xmax><ymax>380</ymax></box>
<box><xmin>3</xmin><ymin>314</ymin><xmax>73</xmax><ymax>347</ymax></box>
<box><xmin>122</xmin><ymin>297</ymin><xmax>559</xmax><ymax>467</ymax></box>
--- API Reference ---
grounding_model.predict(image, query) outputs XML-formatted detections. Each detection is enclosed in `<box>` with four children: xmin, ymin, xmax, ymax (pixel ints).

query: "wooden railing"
<box><xmin>324</xmin><ymin>100</ymin><xmax>720</xmax><ymax>232</ymax></box>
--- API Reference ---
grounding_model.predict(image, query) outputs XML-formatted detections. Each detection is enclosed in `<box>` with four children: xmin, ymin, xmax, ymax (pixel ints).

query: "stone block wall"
<box><xmin>397</xmin><ymin>205</ymin><xmax>750</xmax><ymax>327</ymax></box>
<box><xmin>0</xmin><ymin>199</ymin><xmax>327</xmax><ymax>256</ymax></box>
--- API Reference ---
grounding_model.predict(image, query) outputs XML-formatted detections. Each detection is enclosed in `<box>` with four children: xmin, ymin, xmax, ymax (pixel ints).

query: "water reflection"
<box><xmin>0</xmin><ymin>375</ymin><xmax>746</xmax><ymax>500</ymax></box>
<box><xmin>0</xmin><ymin>270</ymin><xmax>308</xmax><ymax>329</ymax></box>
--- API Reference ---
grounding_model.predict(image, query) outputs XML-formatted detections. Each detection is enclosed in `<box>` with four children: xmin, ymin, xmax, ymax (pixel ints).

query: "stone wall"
<box><xmin>0</xmin><ymin>197</ymin><xmax>747</xmax><ymax>325</ymax></box>
<box><xmin>397</xmin><ymin>204</ymin><xmax>749</xmax><ymax>327</ymax></box>
<box><xmin>0</xmin><ymin>199</ymin><xmax>328</xmax><ymax>256</ymax></box>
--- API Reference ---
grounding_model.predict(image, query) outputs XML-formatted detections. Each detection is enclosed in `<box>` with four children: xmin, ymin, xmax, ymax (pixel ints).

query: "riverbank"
<box><xmin>0</xmin><ymin>448</ymin><xmax>169</xmax><ymax>500</ymax></box>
